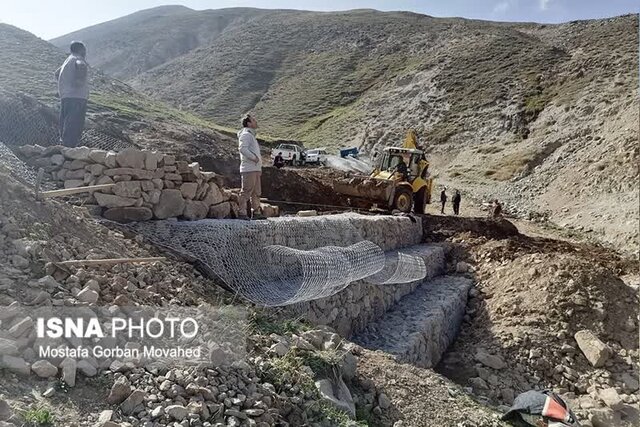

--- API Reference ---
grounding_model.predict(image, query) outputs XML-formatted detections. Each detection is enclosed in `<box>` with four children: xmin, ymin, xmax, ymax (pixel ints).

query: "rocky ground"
<box><xmin>425</xmin><ymin>215</ymin><xmax>639</xmax><ymax>427</ymax></box>
<box><xmin>0</xmin><ymin>153</ymin><xmax>509</xmax><ymax>427</ymax></box>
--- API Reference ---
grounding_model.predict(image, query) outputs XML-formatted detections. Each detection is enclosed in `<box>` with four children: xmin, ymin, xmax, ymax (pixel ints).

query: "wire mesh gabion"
<box><xmin>129</xmin><ymin>216</ymin><xmax>428</xmax><ymax>307</ymax></box>
<box><xmin>0</xmin><ymin>89</ymin><xmax>136</xmax><ymax>153</ymax></box>
<box><xmin>0</xmin><ymin>140</ymin><xmax>41</xmax><ymax>187</ymax></box>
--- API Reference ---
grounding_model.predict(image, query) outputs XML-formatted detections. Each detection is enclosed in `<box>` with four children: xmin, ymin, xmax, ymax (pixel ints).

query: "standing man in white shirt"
<box><xmin>55</xmin><ymin>41</ymin><xmax>89</xmax><ymax>147</ymax></box>
<box><xmin>237</xmin><ymin>114</ymin><xmax>265</xmax><ymax>220</ymax></box>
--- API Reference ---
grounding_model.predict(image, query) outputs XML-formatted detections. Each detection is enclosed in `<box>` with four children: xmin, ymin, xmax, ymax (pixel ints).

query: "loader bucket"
<box><xmin>332</xmin><ymin>176</ymin><xmax>394</xmax><ymax>203</ymax></box>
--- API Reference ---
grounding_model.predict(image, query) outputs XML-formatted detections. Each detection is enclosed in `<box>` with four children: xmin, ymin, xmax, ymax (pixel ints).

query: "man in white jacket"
<box><xmin>237</xmin><ymin>114</ymin><xmax>265</xmax><ymax>220</ymax></box>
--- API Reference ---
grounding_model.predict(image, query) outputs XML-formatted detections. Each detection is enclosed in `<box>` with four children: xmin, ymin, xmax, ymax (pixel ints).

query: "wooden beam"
<box><xmin>39</xmin><ymin>183</ymin><xmax>116</xmax><ymax>199</ymax></box>
<box><xmin>35</xmin><ymin>168</ymin><xmax>44</xmax><ymax>200</ymax></box>
<box><xmin>54</xmin><ymin>257</ymin><xmax>166</xmax><ymax>267</ymax></box>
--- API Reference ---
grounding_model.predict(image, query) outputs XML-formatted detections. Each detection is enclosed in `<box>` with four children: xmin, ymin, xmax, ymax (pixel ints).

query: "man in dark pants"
<box><xmin>452</xmin><ymin>190</ymin><xmax>461</xmax><ymax>215</ymax></box>
<box><xmin>55</xmin><ymin>41</ymin><xmax>89</xmax><ymax>147</ymax></box>
<box><xmin>440</xmin><ymin>188</ymin><xmax>447</xmax><ymax>214</ymax></box>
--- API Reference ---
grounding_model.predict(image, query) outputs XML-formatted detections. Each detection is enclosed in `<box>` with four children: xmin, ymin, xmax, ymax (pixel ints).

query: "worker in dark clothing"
<box><xmin>55</xmin><ymin>41</ymin><xmax>89</xmax><ymax>147</ymax></box>
<box><xmin>492</xmin><ymin>199</ymin><xmax>503</xmax><ymax>219</ymax></box>
<box><xmin>452</xmin><ymin>190</ymin><xmax>461</xmax><ymax>215</ymax></box>
<box><xmin>393</xmin><ymin>157</ymin><xmax>409</xmax><ymax>181</ymax></box>
<box><xmin>440</xmin><ymin>188</ymin><xmax>447</xmax><ymax>214</ymax></box>
<box><xmin>273</xmin><ymin>152</ymin><xmax>285</xmax><ymax>169</ymax></box>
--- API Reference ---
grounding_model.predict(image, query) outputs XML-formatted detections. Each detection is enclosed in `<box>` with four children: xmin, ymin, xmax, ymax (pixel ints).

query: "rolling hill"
<box><xmin>53</xmin><ymin>8</ymin><xmax>639</xmax><ymax>252</ymax></box>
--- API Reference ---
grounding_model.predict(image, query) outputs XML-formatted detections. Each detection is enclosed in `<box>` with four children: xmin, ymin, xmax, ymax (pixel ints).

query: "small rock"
<box><xmin>165</xmin><ymin>405</ymin><xmax>188</xmax><ymax>421</ymax></box>
<box><xmin>77</xmin><ymin>287</ymin><xmax>99</xmax><ymax>303</ymax></box>
<box><xmin>598</xmin><ymin>387</ymin><xmax>624</xmax><ymax>410</ymax></box>
<box><xmin>1</xmin><ymin>355</ymin><xmax>30</xmax><ymax>375</ymax></box>
<box><xmin>43</xmin><ymin>387</ymin><xmax>55</xmax><ymax>398</ymax></box>
<box><xmin>60</xmin><ymin>357</ymin><xmax>77</xmax><ymax>387</ymax></box>
<box><xmin>0</xmin><ymin>399</ymin><xmax>12</xmax><ymax>421</ymax></box>
<box><xmin>378</xmin><ymin>393</ymin><xmax>391</xmax><ymax>409</ymax></box>
<box><xmin>590</xmin><ymin>408</ymin><xmax>621</xmax><ymax>427</ymax></box>
<box><xmin>96</xmin><ymin>410</ymin><xmax>114</xmax><ymax>425</ymax></box>
<box><xmin>120</xmin><ymin>389</ymin><xmax>145</xmax><ymax>415</ymax></box>
<box><xmin>475</xmin><ymin>350</ymin><xmax>506</xmax><ymax>370</ymax></box>
<box><xmin>456</xmin><ymin>261</ymin><xmax>471</xmax><ymax>273</ymax></box>
<box><xmin>77</xmin><ymin>359</ymin><xmax>98</xmax><ymax>377</ymax></box>
<box><xmin>31</xmin><ymin>360</ymin><xmax>58</xmax><ymax>378</ymax></box>
<box><xmin>269</xmin><ymin>342</ymin><xmax>288</xmax><ymax>357</ymax></box>
<box><xmin>621</xmin><ymin>373</ymin><xmax>639</xmax><ymax>392</ymax></box>
<box><xmin>107</xmin><ymin>376</ymin><xmax>132</xmax><ymax>404</ymax></box>
<box><xmin>574</xmin><ymin>330</ymin><xmax>610</xmax><ymax>368</ymax></box>
<box><xmin>150</xmin><ymin>406</ymin><xmax>164</xmax><ymax>419</ymax></box>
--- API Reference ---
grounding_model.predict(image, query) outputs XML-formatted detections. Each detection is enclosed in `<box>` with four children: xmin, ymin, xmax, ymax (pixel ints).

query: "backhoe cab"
<box><xmin>332</xmin><ymin>130</ymin><xmax>434</xmax><ymax>214</ymax></box>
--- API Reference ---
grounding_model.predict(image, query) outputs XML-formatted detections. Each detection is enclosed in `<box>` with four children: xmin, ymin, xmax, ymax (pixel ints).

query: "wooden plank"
<box><xmin>34</xmin><ymin>168</ymin><xmax>45</xmax><ymax>200</ymax></box>
<box><xmin>54</xmin><ymin>257</ymin><xmax>166</xmax><ymax>267</ymax></box>
<box><xmin>40</xmin><ymin>184</ymin><xmax>116</xmax><ymax>198</ymax></box>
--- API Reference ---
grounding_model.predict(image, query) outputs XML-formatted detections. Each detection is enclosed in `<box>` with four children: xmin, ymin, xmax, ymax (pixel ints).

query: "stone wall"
<box><xmin>250</xmin><ymin>213</ymin><xmax>442</xmax><ymax>337</ymax></box>
<box><xmin>301</xmin><ymin>244</ymin><xmax>445</xmax><ymax>337</ymax></box>
<box><xmin>17</xmin><ymin>145</ymin><xmax>237</xmax><ymax>222</ymax></box>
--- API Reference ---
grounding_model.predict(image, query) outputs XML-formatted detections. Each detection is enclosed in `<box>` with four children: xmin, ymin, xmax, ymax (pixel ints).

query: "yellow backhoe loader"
<box><xmin>333</xmin><ymin>130</ymin><xmax>434</xmax><ymax>213</ymax></box>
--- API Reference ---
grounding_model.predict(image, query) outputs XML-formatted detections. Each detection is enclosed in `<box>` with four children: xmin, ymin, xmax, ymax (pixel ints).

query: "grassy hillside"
<box><xmin>14</xmin><ymin>10</ymin><xmax>640</xmax><ymax>251</ymax></box>
<box><xmin>50</xmin><ymin>6</ymin><xmax>276</xmax><ymax>80</ymax></box>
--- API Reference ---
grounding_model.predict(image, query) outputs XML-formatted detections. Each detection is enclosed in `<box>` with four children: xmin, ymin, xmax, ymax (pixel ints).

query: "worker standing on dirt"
<box><xmin>491</xmin><ymin>199</ymin><xmax>503</xmax><ymax>219</ymax></box>
<box><xmin>237</xmin><ymin>114</ymin><xmax>265</xmax><ymax>220</ymax></box>
<box><xmin>440</xmin><ymin>188</ymin><xmax>447</xmax><ymax>214</ymax></box>
<box><xmin>55</xmin><ymin>41</ymin><xmax>89</xmax><ymax>147</ymax></box>
<box><xmin>452</xmin><ymin>190</ymin><xmax>461</xmax><ymax>215</ymax></box>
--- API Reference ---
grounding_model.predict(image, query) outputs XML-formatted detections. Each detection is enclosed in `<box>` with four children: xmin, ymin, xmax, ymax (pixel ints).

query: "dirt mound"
<box><xmin>355</xmin><ymin>350</ymin><xmax>507</xmax><ymax>426</ymax></box>
<box><xmin>434</xmin><ymin>220</ymin><xmax>639</xmax><ymax>424</ymax></box>
<box><xmin>261</xmin><ymin>166</ymin><xmax>350</xmax><ymax>209</ymax></box>
<box><xmin>422</xmin><ymin>214</ymin><xmax>520</xmax><ymax>240</ymax></box>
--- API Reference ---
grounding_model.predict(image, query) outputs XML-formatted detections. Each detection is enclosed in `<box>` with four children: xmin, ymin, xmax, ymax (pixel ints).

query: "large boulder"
<box><xmin>180</xmin><ymin>182</ymin><xmax>198</xmax><ymax>200</ymax></box>
<box><xmin>165</xmin><ymin>405</ymin><xmax>188</xmax><ymax>421</ymax></box>
<box><xmin>116</xmin><ymin>148</ymin><xmax>145</xmax><ymax>169</ymax></box>
<box><xmin>104</xmin><ymin>168</ymin><xmax>154</xmax><ymax>180</ymax></box>
<box><xmin>208</xmin><ymin>202</ymin><xmax>231</xmax><ymax>219</ymax></box>
<box><xmin>202</xmin><ymin>183</ymin><xmax>224</xmax><ymax>206</ymax></box>
<box><xmin>60</xmin><ymin>357</ymin><xmax>77</xmax><ymax>387</ymax></box>
<box><xmin>120</xmin><ymin>389</ymin><xmax>145</xmax><ymax>415</ymax></box>
<box><xmin>475</xmin><ymin>350</ymin><xmax>506</xmax><ymax>370</ymax></box>
<box><xmin>574</xmin><ymin>330</ymin><xmax>610</xmax><ymax>368</ymax></box>
<box><xmin>315</xmin><ymin>377</ymin><xmax>355</xmax><ymax>418</ymax></box>
<box><xmin>103</xmin><ymin>207</ymin><xmax>153</xmax><ymax>223</ymax></box>
<box><xmin>1</xmin><ymin>356</ymin><xmax>30</xmax><ymax>375</ymax></box>
<box><xmin>153</xmin><ymin>190</ymin><xmax>185</xmax><ymax>219</ymax></box>
<box><xmin>113</xmin><ymin>181</ymin><xmax>142</xmax><ymax>198</ymax></box>
<box><xmin>64</xmin><ymin>179</ymin><xmax>85</xmax><ymax>189</ymax></box>
<box><xmin>144</xmin><ymin>151</ymin><xmax>160</xmax><ymax>170</ymax></box>
<box><xmin>31</xmin><ymin>360</ymin><xmax>58</xmax><ymax>378</ymax></box>
<box><xmin>62</xmin><ymin>146</ymin><xmax>91</xmax><ymax>161</ymax></box>
<box><xmin>88</xmin><ymin>149</ymin><xmax>108</xmax><ymax>164</ymax></box>
<box><xmin>183</xmin><ymin>200</ymin><xmax>208</xmax><ymax>220</ymax></box>
<box><xmin>94</xmin><ymin>193</ymin><xmax>138</xmax><ymax>208</ymax></box>
<box><xmin>107</xmin><ymin>376</ymin><xmax>132</xmax><ymax>404</ymax></box>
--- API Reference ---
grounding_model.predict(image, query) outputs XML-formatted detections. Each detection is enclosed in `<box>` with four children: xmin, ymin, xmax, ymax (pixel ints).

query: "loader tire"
<box><xmin>414</xmin><ymin>187</ymin><xmax>427</xmax><ymax>214</ymax></box>
<box><xmin>393</xmin><ymin>187</ymin><xmax>413</xmax><ymax>213</ymax></box>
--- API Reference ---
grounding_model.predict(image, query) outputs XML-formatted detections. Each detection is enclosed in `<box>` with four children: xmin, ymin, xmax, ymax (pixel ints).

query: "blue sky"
<box><xmin>1</xmin><ymin>0</ymin><xmax>638</xmax><ymax>39</ymax></box>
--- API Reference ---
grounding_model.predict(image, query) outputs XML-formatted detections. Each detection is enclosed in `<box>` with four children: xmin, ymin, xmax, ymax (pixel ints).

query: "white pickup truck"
<box><xmin>270</xmin><ymin>143</ymin><xmax>306</xmax><ymax>166</ymax></box>
<box><xmin>305</xmin><ymin>148</ymin><xmax>328</xmax><ymax>165</ymax></box>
